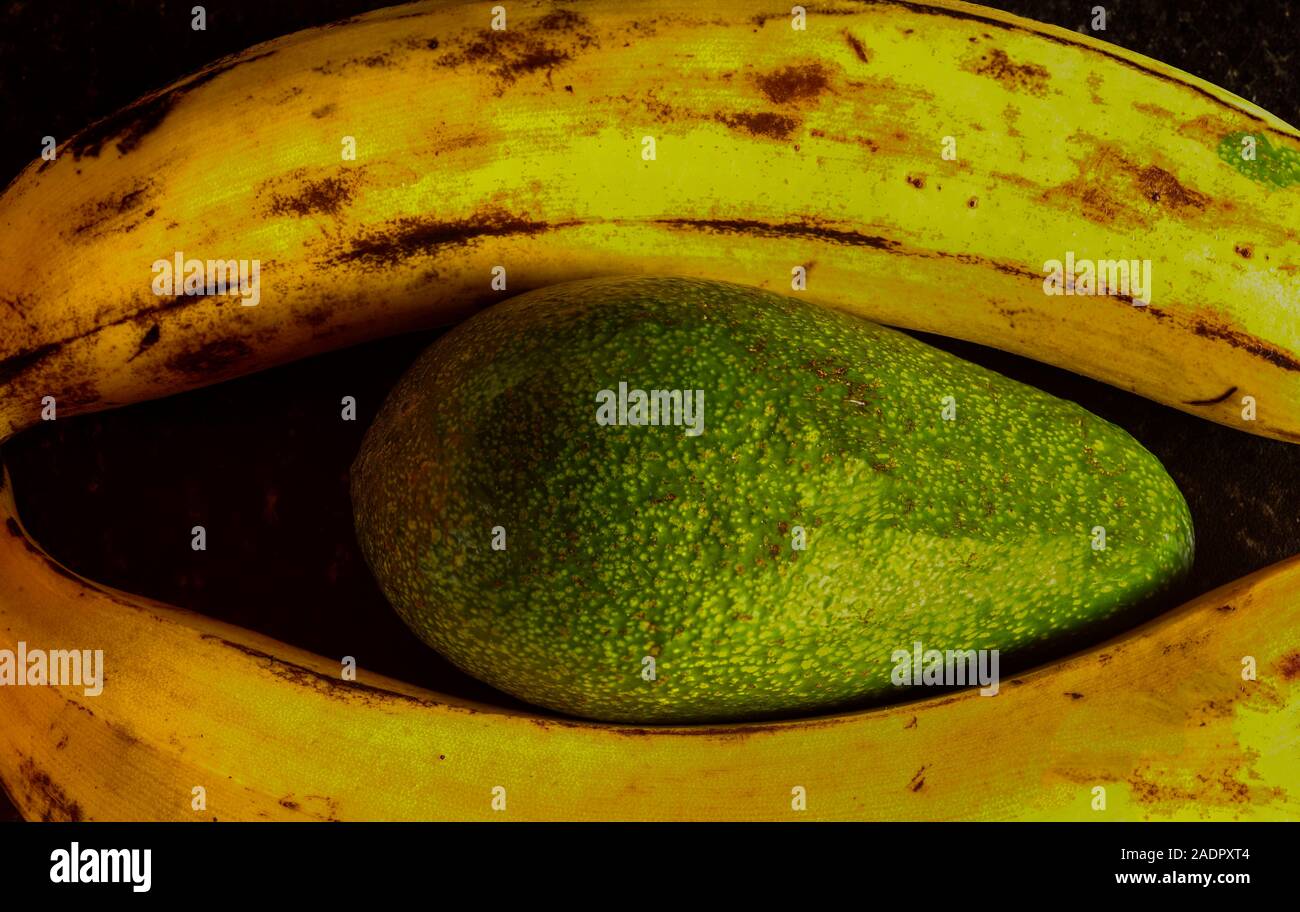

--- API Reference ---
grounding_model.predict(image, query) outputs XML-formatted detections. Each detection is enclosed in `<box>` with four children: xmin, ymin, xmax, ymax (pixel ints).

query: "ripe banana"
<box><xmin>2</xmin><ymin>0</ymin><xmax>1299</xmax><ymax>821</ymax></box>
<box><xmin>1</xmin><ymin>465</ymin><xmax>1297</xmax><ymax>821</ymax></box>
<box><xmin>0</xmin><ymin>0</ymin><xmax>1297</xmax><ymax>444</ymax></box>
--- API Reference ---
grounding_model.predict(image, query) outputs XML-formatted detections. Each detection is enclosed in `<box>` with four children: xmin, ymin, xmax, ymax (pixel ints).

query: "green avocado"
<box><xmin>351</xmin><ymin>277</ymin><xmax>1194</xmax><ymax>723</ymax></box>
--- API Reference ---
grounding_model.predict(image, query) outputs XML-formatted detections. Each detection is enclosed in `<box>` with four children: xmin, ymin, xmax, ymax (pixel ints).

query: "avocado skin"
<box><xmin>352</xmin><ymin>277</ymin><xmax>1194</xmax><ymax>723</ymax></box>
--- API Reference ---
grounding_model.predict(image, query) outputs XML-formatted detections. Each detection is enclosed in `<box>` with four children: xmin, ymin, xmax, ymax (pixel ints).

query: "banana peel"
<box><xmin>1</xmin><ymin>0</ymin><xmax>1300</xmax><ymax>820</ymax></box>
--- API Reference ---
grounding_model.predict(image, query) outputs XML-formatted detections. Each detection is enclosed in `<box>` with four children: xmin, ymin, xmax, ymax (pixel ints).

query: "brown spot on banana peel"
<box><xmin>754</xmin><ymin>63</ymin><xmax>831</xmax><ymax>105</ymax></box>
<box><xmin>845</xmin><ymin>32</ymin><xmax>871</xmax><ymax>64</ymax></box>
<box><xmin>334</xmin><ymin>210</ymin><xmax>580</xmax><ymax>268</ymax></box>
<box><xmin>714</xmin><ymin>111</ymin><xmax>800</xmax><ymax>140</ymax></box>
<box><xmin>1280</xmin><ymin>652</ymin><xmax>1300</xmax><ymax>680</ymax></box>
<box><xmin>908</xmin><ymin>764</ymin><xmax>928</xmax><ymax>791</ymax></box>
<box><xmin>263</xmin><ymin>169</ymin><xmax>359</xmax><ymax>218</ymax></box>
<box><xmin>69</xmin><ymin>179</ymin><xmax>156</xmax><ymax>238</ymax></box>
<box><xmin>17</xmin><ymin>755</ymin><xmax>84</xmax><ymax>822</ymax></box>
<box><xmin>966</xmin><ymin>48</ymin><xmax>1050</xmax><ymax>95</ymax></box>
<box><xmin>1191</xmin><ymin>319</ymin><xmax>1300</xmax><ymax>373</ymax></box>
<box><xmin>128</xmin><ymin>324</ymin><xmax>162</xmax><ymax>362</ymax></box>
<box><xmin>1135</xmin><ymin>164</ymin><xmax>1209</xmax><ymax>210</ymax></box>
<box><xmin>1183</xmin><ymin>386</ymin><xmax>1238</xmax><ymax>406</ymax></box>
<box><xmin>655</xmin><ymin>216</ymin><xmax>901</xmax><ymax>252</ymax></box>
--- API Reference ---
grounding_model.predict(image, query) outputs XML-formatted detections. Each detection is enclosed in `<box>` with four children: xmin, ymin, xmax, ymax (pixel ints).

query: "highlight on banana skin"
<box><xmin>0</xmin><ymin>0</ymin><xmax>1298</xmax><ymax>832</ymax></box>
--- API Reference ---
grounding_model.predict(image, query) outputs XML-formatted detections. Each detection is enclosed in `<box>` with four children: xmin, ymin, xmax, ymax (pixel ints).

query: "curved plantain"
<box><xmin>0</xmin><ymin>0</ymin><xmax>1297</xmax><ymax>443</ymax></box>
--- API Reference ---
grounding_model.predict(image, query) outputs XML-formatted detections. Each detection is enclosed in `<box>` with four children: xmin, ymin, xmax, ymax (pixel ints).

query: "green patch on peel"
<box><xmin>1218</xmin><ymin>131</ymin><xmax>1300</xmax><ymax>189</ymax></box>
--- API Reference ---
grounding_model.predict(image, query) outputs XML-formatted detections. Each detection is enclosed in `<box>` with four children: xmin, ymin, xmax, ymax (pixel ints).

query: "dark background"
<box><xmin>1</xmin><ymin>1</ymin><xmax>1297</xmax><ymax>821</ymax></box>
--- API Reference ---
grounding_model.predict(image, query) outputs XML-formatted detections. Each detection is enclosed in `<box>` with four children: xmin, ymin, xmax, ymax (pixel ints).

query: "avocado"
<box><xmin>351</xmin><ymin>277</ymin><xmax>1194</xmax><ymax>723</ymax></box>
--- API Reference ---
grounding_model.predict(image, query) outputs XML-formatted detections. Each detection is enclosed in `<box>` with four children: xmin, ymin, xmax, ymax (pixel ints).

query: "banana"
<box><xmin>1</xmin><ymin>465</ymin><xmax>1297</xmax><ymax>821</ymax></box>
<box><xmin>2</xmin><ymin>0</ymin><xmax>1299</xmax><ymax>821</ymax></box>
<box><xmin>0</xmin><ymin>0</ymin><xmax>1297</xmax><ymax>444</ymax></box>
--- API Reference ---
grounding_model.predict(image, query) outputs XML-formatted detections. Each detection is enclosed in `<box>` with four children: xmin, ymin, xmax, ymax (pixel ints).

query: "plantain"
<box><xmin>1</xmin><ymin>0</ymin><xmax>1299</xmax><ymax>820</ymax></box>
<box><xmin>0</xmin><ymin>0</ymin><xmax>1298</xmax><ymax>443</ymax></box>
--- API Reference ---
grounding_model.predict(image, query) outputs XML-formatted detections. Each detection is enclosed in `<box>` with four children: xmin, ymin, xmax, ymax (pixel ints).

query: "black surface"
<box><xmin>1</xmin><ymin>1</ymin><xmax>1297</xmax><ymax>822</ymax></box>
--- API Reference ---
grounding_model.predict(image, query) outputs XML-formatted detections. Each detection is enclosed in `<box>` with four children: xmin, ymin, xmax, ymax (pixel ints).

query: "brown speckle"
<box><xmin>655</xmin><ymin>217</ymin><xmax>900</xmax><ymax>252</ymax></box>
<box><xmin>845</xmin><ymin>32</ymin><xmax>870</xmax><ymax>64</ymax></box>
<box><xmin>310</xmin><ymin>103</ymin><xmax>337</xmax><ymax>119</ymax></box>
<box><xmin>755</xmin><ymin>63</ymin><xmax>830</xmax><ymax>105</ymax></box>
<box><xmin>335</xmin><ymin>208</ymin><xmax>576</xmax><ymax>268</ymax></box>
<box><xmin>127</xmin><ymin>324</ymin><xmax>161</xmax><ymax>362</ymax></box>
<box><xmin>906</xmin><ymin>174</ymin><xmax>926</xmax><ymax>189</ymax></box>
<box><xmin>968</xmin><ymin>48</ymin><xmax>1049</xmax><ymax>95</ymax></box>
<box><xmin>1183</xmin><ymin>386</ymin><xmax>1237</xmax><ymax>406</ymax></box>
<box><xmin>70</xmin><ymin>179</ymin><xmax>155</xmax><ymax>237</ymax></box>
<box><xmin>265</xmin><ymin>170</ymin><xmax>359</xmax><ymax>218</ymax></box>
<box><xmin>1280</xmin><ymin>652</ymin><xmax>1300</xmax><ymax>680</ymax></box>
<box><xmin>1234</xmin><ymin>243</ymin><xmax>1253</xmax><ymax>259</ymax></box>
<box><xmin>715</xmin><ymin>111</ymin><xmax>799</xmax><ymax>140</ymax></box>
<box><xmin>908</xmin><ymin>764</ymin><xmax>928</xmax><ymax>792</ymax></box>
<box><xmin>1135</xmin><ymin>164</ymin><xmax>1208</xmax><ymax>210</ymax></box>
<box><xmin>1191</xmin><ymin>319</ymin><xmax>1300</xmax><ymax>373</ymax></box>
<box><xmin>18</xmin><ymin>756</ymin><xmax>84</xmax><ymax>821</ymax></box>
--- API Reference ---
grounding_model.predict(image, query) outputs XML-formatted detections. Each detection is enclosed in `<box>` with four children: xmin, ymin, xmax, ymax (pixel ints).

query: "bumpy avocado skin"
<box><xmin>351</xmin><ymin>277</ymin><xmax>1194</xmax><ymax>723</ymax></box>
